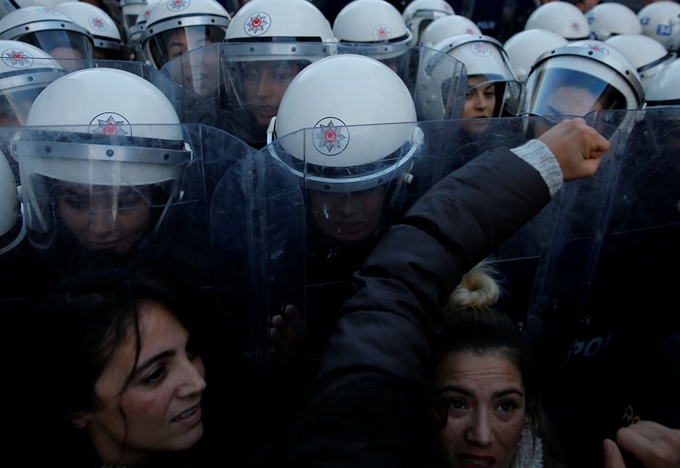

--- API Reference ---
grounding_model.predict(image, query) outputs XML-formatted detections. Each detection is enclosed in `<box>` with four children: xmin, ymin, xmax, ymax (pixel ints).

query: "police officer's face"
<box><xmin>309</xmin><ymin>186</ymin><xmax>386</xmax><ymax>243</ymax></box>
<box><xmin>167</xmin><ymin>29</ymin><xmax>218</xmax><ymax>96</ymax></box>
<box><xmin>166</xmin><ymin>28</ymin><xmax>213</xmax><ymax>62</ymax></box>
<box><xmin>56</xmin><ymin>183</ymin><xmax>152</xmax><ymax>255</ymax></box>
<box><xmin>49</xmin><ymin>47</ymin><xmax>84</xmax><ymax>74</ymax></box>
<box><xmin>243</xmin><ymin>61</ymin><xmax>305</xmax><ymax>128</ymax></box>
<box><xmin>462</xmin><ymin>76</ymin><xmax>497</xmax><ymax>135</ymax></box>
<box><xmin>533</xmin><ymin>85</ymin><xmax>603</xmax><ymax>137</ymax></box>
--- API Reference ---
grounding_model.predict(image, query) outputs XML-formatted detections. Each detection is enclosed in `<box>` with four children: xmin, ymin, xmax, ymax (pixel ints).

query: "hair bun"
<box><xmin>444</xmin><ymin>261</ymin><xmax>500</xmax><ymax>313</ymax></box>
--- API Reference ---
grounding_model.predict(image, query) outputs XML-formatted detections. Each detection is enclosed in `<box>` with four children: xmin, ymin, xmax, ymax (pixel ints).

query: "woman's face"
<box><xmin>56</xmin><ymin>182</ymin><xmax>152</xmax><ymax>255</ymax></box>
<box><xmin>242</xmin><ymin>60</ymin><xmax>305</xmax><ymax>128</ymax></box>
<box><xmin>462</xmin><ymin>77</ymin><xmax>496</xmax><ymax>135</ymax></box>
<box><xmin>434</xmin><ymin>351</ymin><xmax>526</xmax><ymax>468</ymax></box>
<box><xmin>532</xmin><ymin>86</ymin><xmax>603</xmax><ymax>137</ymax></box>
<box><xmin>308</xmin><ymin>185</ymin><xmax>386</xmax><ymax>243</ymax></box>
<box><xmin>74</xmin><ymin>301</ymin><xmax>206</xmax><ymax>465</ymax></box>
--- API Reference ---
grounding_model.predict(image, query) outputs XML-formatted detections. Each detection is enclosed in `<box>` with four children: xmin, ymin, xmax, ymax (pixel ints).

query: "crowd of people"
<box><xmin>0</xmin><ymin>0</ymin><xmax>679</xmax><ymax>466</ymax></box>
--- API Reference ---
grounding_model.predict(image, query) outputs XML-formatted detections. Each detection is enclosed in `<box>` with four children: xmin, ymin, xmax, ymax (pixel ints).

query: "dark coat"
<box><xmin>260</xmin><ymin>146</ymin><xmax>552</xmax><ymax>467</ymax></box>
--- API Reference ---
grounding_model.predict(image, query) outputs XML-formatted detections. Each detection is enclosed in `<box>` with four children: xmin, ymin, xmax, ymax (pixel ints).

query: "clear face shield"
<box><xmin>148</xmin><ymin>25</ymin><xmax>226</xmax><ymax>69</ymax></box>
<box><xmin>13</xmin><ymin>127</ymin><xmax>192</xmax><ymax>262</ymax></box>
<box><xmin>161</xmin><ymin>42</ymin><xmax>331</xmax><ymax>147</ymax></box>
<box><xmin>0</xmin><ymin>88</ymin><xmax>44</xmax><ymax>126</ymax></box>
<box><xmin>34</xmin><ymin>177</ymin><xmax>175</xmax><ymax>255</ymax></box>
<box><xmin>267</xmin><ymin>121</ymin><xmax>423</xmax><ymax>244</ymax></box>
<box><xmin>521</xmin><ymin>60</ymin><xmax>634</xmax><ymax>137</ymax></box>
<box><xmin>20</xmin><ymin>30</ymin><xmax>94</xmax><ymax>72</ymax></box>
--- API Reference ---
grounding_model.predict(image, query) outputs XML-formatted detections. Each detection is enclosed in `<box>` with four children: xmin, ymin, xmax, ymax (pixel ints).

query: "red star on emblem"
<box><xmin>93</xmin><ymin>116</ymin><xmax>129</xmax><ymax>136</ymax></box>
<box><xmin>12</xmin><ymin>52</ymin><xmax>23</xmax><ymax>61</ymax></box>
<box><xmin>378</xmin><ymin>28</ymin><xmax>386</xmax><ymax>37</ymax></box>
<box><xmin>571</xmin><ymin>22</ymin><xmax>580</xmax><ymax>31</ymax></box>
<box><xmin>252</xmin><ymin>17</ymin><xmax>261</xmax><ymax>27</ymax></box>
<box><xmin>325</xmin><ymin>128</ymin><xmax>336</xmax><ymax>143</ymax></box>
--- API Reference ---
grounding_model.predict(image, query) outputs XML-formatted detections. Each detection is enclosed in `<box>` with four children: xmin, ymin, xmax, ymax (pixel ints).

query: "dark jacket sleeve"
<box><xmin>268</xmin><ymin>148</ymin><xmax>552</xmax><ymax>467</ymax></box>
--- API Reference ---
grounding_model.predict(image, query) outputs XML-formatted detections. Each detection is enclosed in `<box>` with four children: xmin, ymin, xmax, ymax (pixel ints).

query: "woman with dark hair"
<box><xmin>33</xmin><ymin>258</ymin><xmax>209</xmax><ymax>467</ymax></box>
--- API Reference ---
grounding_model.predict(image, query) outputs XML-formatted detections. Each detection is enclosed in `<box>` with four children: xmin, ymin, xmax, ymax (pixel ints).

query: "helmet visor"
<box><xmin>521</xmin><ymin>61</ymin><xmax>630</xmax><ymax>118</ymax></box>
<box><xmin>148</xmin><ymin>25</ymin><xmax>226</xmax><ymax>69</ymax></box>
<box><xmin>0</xmin><ymin>88</ymin><xmax>45</xmax><ymax>126</ymax></box>
<box><xmin>21</xmin><ymin>31</ymin><xmax>94</xmax><ymax>72</ymax></box>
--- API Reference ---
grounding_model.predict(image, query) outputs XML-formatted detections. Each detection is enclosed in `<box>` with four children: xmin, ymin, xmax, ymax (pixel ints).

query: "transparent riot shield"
<box><xmin>210</xmin><ymin>144</ymin><xmax>305</xmax><ymax>376</ymax></box>
<box><xmin>336</xmin><ymin>43</ymin><xmax>467</xmax><ymax>122</ymax></box>
<box><xmin>262</xmin><ymin>119</ymin><xmax>466</xmax><ymax>365</ymax></box>
<box><xmin>538</xmin><ymin>108</ymin><xmax>680</xmax><ymax>466</ymax></box>
<box><xmin>53</xmin><ymin>58</ymin><xmax>216</xmax><ymax>125</ymax></box>
<box><xmin>160</xmin><ymin>42</ymin><xmax>333</xmax><ymax>148</ymax></box>
<box><xmin>11</xmin><ymin>123</ymin><xmax>252</xmax><ymax>288</ymax></box>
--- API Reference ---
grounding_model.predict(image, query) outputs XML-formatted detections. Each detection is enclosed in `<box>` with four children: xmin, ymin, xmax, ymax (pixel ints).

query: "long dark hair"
<box><xmin>34</xmin><ymin>256</ymin><xmax>202</xmax><ymax>465</ymax></box>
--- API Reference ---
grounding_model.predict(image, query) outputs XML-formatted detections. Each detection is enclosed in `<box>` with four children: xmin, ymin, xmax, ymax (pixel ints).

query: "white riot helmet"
<box><xmin>129</xmin><ymin>0</ymin><xmax>162</xmax><ymax>48</ymax></box>
<box><xmin>606</xmin><ymin>34</ymin><xmax>675</xmax><ymax>93</ymax></box>
<box><xmin>0</xmin><ymin>6</ymin><xmax>94</xmax><ymax>72</ymax></box>
<box><xmin>227</xmin><ymin>0</ymin><xmax>334</xmax><ymax>43</ymax></box>
<box><xmin>141</xmin><ymin>0</ymin><xmax>230</xmax><ymax>69</ymax></box>
<box><xmin>0</xmin><ymin>40</ymin><xmax>64</xmax><ymax>126</ymax></box>
<box><xmin>520</xmin><ymin>40</ymin><xmax>643</xmax><ymax>131</ymax></box>
<box><xmin>586</xmin><ymin>3</ymin><xmax>641</xmax><ymax>41</ymax></box>
<box><xmin>224</xmin><ymin>0</ymin><xmax>334</xmax><ymax>63</ymax></box>
<box><xmin>267</xmin><ymin>54</ymin><xmax>421</xmax><ymax>193</ymax></box>
<box><xmin>645</xmin><ymin>58</ymin><xmax>680</xmax><ymax>107</ymax></box>
<box><xmin>638</xmin><ymin>1</ymin><xmax>680</xmax><ymax>52</ymax></box>
<box><xmin>58</xmin><ymin>2</ymin><xmax>122</xmax><ymax>60</ymax></box>
<box><xmin>402</xmin><ymin>0</ymin><xmax>454</xmax><ymax>46</ymax></box>
<box><xmin>333</xmin><ymin>0</ymin><xmax>412</xmax><ymax>52</ymax></box>
<box><xmin>14</xmin><ymin>68</ymin><xmax>192</xmax><ymax>250</ymax></box>
<box><xmin>120</xmin><ymin>0</ymin><xmax>147</xmax><ymax>41</ymax></box>
<box><xmin>504</xmin><ymin>29</ymin><xmax>568</xmax><ymax>84</ymax></box>
<box><xmin>524</xmin><ymin>1</ymin><xmax>590</xmax><ymax>41</ymax></box>
<box><xmin>419</xmin><ymin>14</ymin><xmax>481</xmax><ymax>47</ymax></box>
<box><xmin>333</xmin><ymin>0</ymin><xmax>411</xmax><ymax>61</ymax></box>
<box><xmin>503</xmin><ymin>29</ymin><xmax>567</xmax><ymax>115</ymax></box>
<box><xmin>433</xmin><ymin>34</ymin><xmax>520</xmax><ymax>117</ymax></box>
<box><xmin>0</xmin><ymin>0</ymin><xmax>69</xmax><ymax>21</ymax></box>
<box><xmin>0</xmin><ymin>151</ymin><xmax>24</xmax><ymax>255</ymax></box>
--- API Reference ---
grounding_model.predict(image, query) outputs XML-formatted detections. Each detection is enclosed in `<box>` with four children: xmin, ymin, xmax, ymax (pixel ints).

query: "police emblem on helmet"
<box><xmin>167</xmin><ymin>0</ymin><xmax>190</xmax><ymax>12</ymax></box>
<box><xmin>314</xmin><ymin>117</ymin><xmax>349</xmax><ymax>156</ymax></box>
<box><xmin>2</xmin><ymin>49</ymin><xmax>33</xmax><ymax>68</ymax></box>
<box><xmin>245</xmin><ymin>12</ymin><xmax>271</xmax><ymax>36</ymax></box>
<box><xmin>374</xmin><ymin>24</ymin><xmax>391</xmax><ymax>41</ymax></box>
<box><xmin>583</xmin><ymin>43</ymin><xmax>609</xmax><ymax>55</ymax></box>
<box><xmin>570</xmin><ymin>20</ymin><xmax>581</xmax><ymax>31</ymax></box>
<box><xmin>470</xmin><ymin>42</ymin><xmax>491</xmax><ymax>56</ymax></box>
<box><xmin>37</xmin><ymin>7</ymin><xmax>63</xmax><ymax>15</ymax></box>
<box><xmin>89</xmin><ymin>113</ymin><xmax>132</xmax><ymax>136</ymax></box>
<box><xmin>89</xmin><ymin>15</ymin><xmax>107</xmax><ymax>31</ymax></box>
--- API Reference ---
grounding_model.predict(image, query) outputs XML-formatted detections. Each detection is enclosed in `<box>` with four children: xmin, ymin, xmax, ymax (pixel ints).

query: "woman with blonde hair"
<box><xmin>429</xmin><ymin>262</ymin><xmax>566</xmax><ymax>468</ymax></box>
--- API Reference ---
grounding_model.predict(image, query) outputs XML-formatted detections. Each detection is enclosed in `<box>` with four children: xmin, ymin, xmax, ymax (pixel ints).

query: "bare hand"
<box><xmin>269</xmin><ymin>304</ymin><xmax>305</xmax><ymax>364</ymax></box>
<box><xmin>538</xmin><ymin>118</ymin><xmax>610</xmax><ymax>181</ymax></box>
<box><xmin>603</xmin><ymin>421</ymin><xmax>680</xmax><ymax>468</ymax></box>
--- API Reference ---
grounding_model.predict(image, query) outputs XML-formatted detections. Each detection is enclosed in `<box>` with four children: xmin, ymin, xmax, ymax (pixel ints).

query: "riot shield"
<box><xmin>210</xmin><ymin>141</ymin><xmax>305</xmax><ymax>375</ymax></box>
<box><xmin>335</xmin><ymin>43</ymin><xmax>467</xmax><ymax>122</ymax></box>
<box><xmin>537</xmin><ymin>108</ymin><xmax>680</xmax><ymax>466</ymax></box>
<box><xmin>263</xmin><ymin>119</ymin><xmax>468</xmax><ymax>367</ymax></box>
<box><xmin>160</xmin><ymin>42</ymin><xmax>333</xmax><ymax>148</ymax></box>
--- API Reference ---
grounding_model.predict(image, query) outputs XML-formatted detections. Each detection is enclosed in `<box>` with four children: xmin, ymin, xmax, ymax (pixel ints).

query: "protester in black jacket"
<box><xmin>261</xmin><ymin>117</ymin><xmax>610</xmax><ymax>467</ymax></box>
